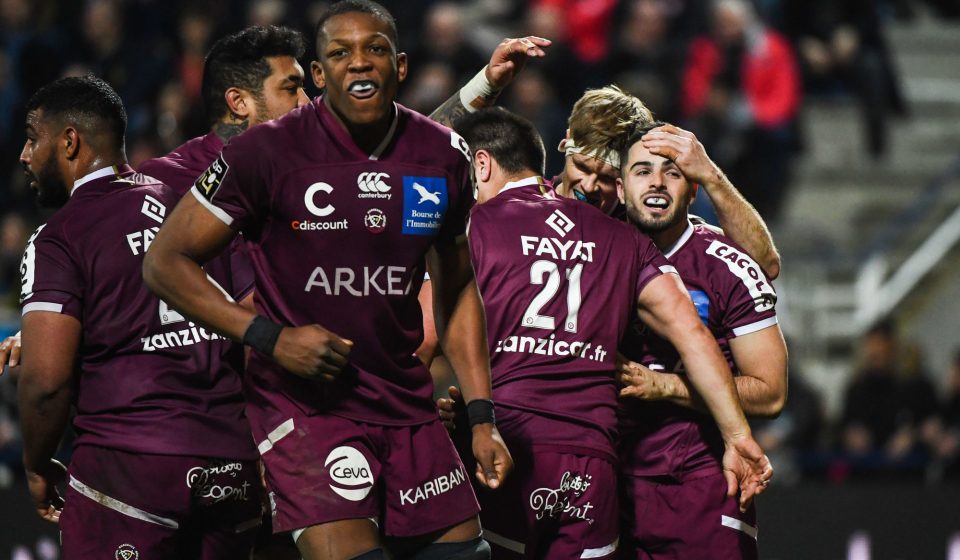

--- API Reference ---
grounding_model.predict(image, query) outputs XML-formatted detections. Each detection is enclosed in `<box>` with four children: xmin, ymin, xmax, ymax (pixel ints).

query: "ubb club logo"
<box><xmin>364</xmin><ymin>208</ymin><xmax>387</xmax><ymax>233</ymax></box>
<box><xmin>324</xmin><ymin>446</ymin><xmax>374</xmax><ymax>501</ymax></box>
<box><xmin>115</xmin><ymin>544</ymin><xmax>139</xmax><ymax>560</ymax></box>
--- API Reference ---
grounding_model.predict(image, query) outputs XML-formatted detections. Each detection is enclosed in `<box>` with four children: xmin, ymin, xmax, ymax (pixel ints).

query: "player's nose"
<box><xmin>582</xmin><ymin>174</ymin><xmax>598</xmax><ymax>193</ymax></box>
<box><xmin>19</xmin><ymin>141</ymin><xmax>31</xmax><ymax>167</ymax></box>
<box><xmin>296</xmin><ymin>88</ymin><xmax>309</xmax><ymax>107</ymax></box>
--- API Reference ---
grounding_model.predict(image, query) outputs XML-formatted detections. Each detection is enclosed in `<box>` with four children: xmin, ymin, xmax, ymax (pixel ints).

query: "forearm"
<box><xmin>143</xmin><ymin>250</ymin><xmax>256</xmax><ymax>342</ymax></box>
<box><xmin>437</xmin><ymin>280</ymin><xmax>492</xmax><ymax>402</ymax></box>
<box><xmin>429</xmin><ymin>66</ymin><xmax>500</xmax><ymax>129</ymax></box>
<box><xmin>18</xmin><ymin>373</ymin><xmax>72</xmax><ymax>473</ymax></box>
<box><xmin>675</xmin><ymin>329</ymin><xmax>752</xmax><ymax>442</ymax></box>
<box><xmin>702</xmin><ymin>173</ymin><xmax>781</xmax><ymax>279</ymax></box>
<box><xmin>659</xmin><ymin>372</ymin><xmax>782</xmax><ymax>417</ymax></box>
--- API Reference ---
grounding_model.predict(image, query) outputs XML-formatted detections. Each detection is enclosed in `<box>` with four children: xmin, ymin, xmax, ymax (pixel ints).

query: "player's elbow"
<box><xmin>759</xmin><ymin>392</ymin><xmax>787</xmax><ymax>419</ymax></box>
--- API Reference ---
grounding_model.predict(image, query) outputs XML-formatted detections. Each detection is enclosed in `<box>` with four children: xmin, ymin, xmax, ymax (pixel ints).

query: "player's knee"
<box><xmin>410</xmin><ymin>537</ymin><xmax>491</xmax><ymax>560</ymax></box>
<box><xmin>350</xmin><ymin>548</ymin><xmax>386</xmax><ymax>560</ymax></box>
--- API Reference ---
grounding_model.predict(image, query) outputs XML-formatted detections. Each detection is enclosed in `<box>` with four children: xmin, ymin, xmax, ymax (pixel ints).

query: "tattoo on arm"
<box><xmin>212</xmin><ymin>119</ymin><xmax>250</xmax><ymax>142</ymax></box>
<box><xmin>429</xmin><ymin>93</ymin><xmax>471</xmax><ymax>128</ymax></box>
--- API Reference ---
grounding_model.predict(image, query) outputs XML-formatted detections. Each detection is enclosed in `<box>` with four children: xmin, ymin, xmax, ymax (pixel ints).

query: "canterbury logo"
<box><xmin>357</xmin><ymin>172</ymin><xmax>391</xmax><ymax>194</ymax></box>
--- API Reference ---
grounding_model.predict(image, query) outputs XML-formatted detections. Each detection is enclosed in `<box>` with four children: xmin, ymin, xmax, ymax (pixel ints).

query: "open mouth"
<box><xmin>347</xmin><ymin>80</ymin><xmax>379</xmax><ymax>100</ymax></box>
<box><xmin>574</xmin><ymin>189</ymin><xmax>601</xmax><ymax>207</ymax></box>
<box><xmin>643</xmin><ymin>195</ymin><xmax>670</xmax><ymax>210</ymax></box>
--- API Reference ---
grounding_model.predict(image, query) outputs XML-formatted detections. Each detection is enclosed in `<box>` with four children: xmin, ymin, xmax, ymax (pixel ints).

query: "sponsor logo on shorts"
<box><xmin>115</xmin><ymin>544</ymin><xmax>139</xmax><ymax>560</ymax></box>
<box><xmin>529</xmin><ymin>471</ymin><xmax>595</xmax><ymax>524</ymax></box>
<box><xmin>402</xmin><ymin>176</ymin><xmax>447</xmax><ymax>235</ymax></box>
<box><xmin>194</xmin><ymin>155</ymin><xmax>228</xmax><ymax>200</ymax></box>
<box><xmin>357</xmin><ymin>172</ymin><xmax>392</xmax><ymax>199</ymax></box>
<box><xmin>324</xmin><ymin>446</ymin><xmax>374</xmax><ymax>502</ymax></box>
<box><xmin>399</xmin><ymin>465</ymin><xmax>467</xmax><ymax>506</ymax></box>
<box><xmin>364</xmin><ymin>208</ymin><xmax>387</xmax><ymax>233</ymax></box>
<box><xmin>186</xmin><ymin>462</ymin><xmax>251</xmax><ymax>503</ymax></box>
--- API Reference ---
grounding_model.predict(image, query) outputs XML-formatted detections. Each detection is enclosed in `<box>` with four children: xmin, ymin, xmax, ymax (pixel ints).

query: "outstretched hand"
<box><xmin>721</xmin><ymin>436</ymin><xmax>773</xmax><ymax>512</ymax></box>
<box><xmin>484</xmin><ymin>36</ymin><xmax>552</xmax><ymax>90</ymax></box>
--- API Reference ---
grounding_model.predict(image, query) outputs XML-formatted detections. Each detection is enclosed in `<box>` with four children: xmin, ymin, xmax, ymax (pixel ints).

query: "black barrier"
<box><xmin>0</xmin><ymin>482</ymin><xmax>958</xmax><ymax>558</ymax></box>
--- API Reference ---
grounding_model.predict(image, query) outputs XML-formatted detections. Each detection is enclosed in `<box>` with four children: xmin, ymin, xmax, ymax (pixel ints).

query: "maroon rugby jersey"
<box><xmin>192</xmin><ymin>98</ymin><xmax>473</xmax><ymax>431</ymax></box>
<box><xmin>619</xmin><ymin>221</ymin><xmax>778</xmax><ymax>478</ymax></box>
<box><xmin>468</xmin><ymin>177</ymin><xmax>671</xmax><ymax>459</ymax></box>
<box><xmin>19</xmin><ymin>165</ymin><xmax>255</xmax><ymax>459</ymax></box>
<box><xmin>138</xmin><ymin>131</ymin><xmax>255</xmax><ymax>304</ymax></box>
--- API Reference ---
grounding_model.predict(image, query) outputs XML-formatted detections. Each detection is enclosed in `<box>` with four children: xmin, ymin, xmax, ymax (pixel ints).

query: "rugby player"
<box><xmin>18</xmin><ymin>75</ymin><xmax>262</xmax><ymax>558</ymax></box>
<box><xmin>616</xmin><ymin>121</ymin><xmax>788</xmax><ymax>559</ymax></box>
<box><xmin>456</xmin><ymin>108</ymin><xmax>772</xmax><ymax>559</ymax></box>
<box><xmin>143</xmin><ymin>2</ymin><xmax>511</xmax><ymax>559</ymax></box>
<box><xmin>551</xmin><ymin>86</ymin><xmax>781</xmax><ymax>280</ymax></box>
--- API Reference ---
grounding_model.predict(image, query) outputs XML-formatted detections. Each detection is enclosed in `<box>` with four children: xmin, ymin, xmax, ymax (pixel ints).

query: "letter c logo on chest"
<box><xmin>305</xmin><ymin>182</ymin><xmax>335</xmax><ymax>217</ymax></box>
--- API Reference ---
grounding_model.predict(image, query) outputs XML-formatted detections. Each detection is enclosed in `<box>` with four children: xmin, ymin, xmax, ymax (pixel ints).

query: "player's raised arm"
<box><xmin>640</xmin><ymin>124</ymin><xmax>781</xmax><ymax>279</ymax></box>
<box><xmin>633</xmin><ymin>273</ymin><xmax>772</xmax><ymax>510</ymax></box>
<box><xmin>427</xmin><ymin>238</ymin><xmax>513</xmax><ymax>489</ymax></box>
<box><xmin>429</xmin><ymin>36</ymin><xmax>551</xmax><ymax>128</ymax></box>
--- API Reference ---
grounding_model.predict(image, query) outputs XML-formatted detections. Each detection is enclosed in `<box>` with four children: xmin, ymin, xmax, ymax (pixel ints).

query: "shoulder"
<box><xmin>397</xmin><ymin>104</ymin><xmax>471</xmax><ymax>165</ymax></box>
<box><xmin>138</xmin><ymin>137</ymin><xmax>206</xmax><ymax>187</ymax></box>
<box><xmin>228</xmin><ymin>103</ymin><xmax>313</xmax><ymax>159</ymax></box>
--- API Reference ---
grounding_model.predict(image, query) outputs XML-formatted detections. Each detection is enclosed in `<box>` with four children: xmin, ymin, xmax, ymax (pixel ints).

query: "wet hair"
<box><xmin>619</xmin><ymin>120</ymin><xmax>667</xmax><ymax>177</ymax></box>
<box><xmin>314</xmin><ymin>0</ymin><xmax>399</xmax><ymax>56</ymax></box>
<box><xmin>203</xmin><ymin>25</ymin><xmax>306</xmax><ymax>125</ymax></box>
<box><xmin>25</xmin><ymin>75</ymin><xmax>127</xmax><ymax>149</ymax></box>
<box><xmin>456</xmin><ymin>107</ymin><xmax>546</xmax><ymax>176</ymax></box>
<box><xmin>568</xmin><ymin>85</ymin><xmax>653</xmax><ymax>165</ymax></box>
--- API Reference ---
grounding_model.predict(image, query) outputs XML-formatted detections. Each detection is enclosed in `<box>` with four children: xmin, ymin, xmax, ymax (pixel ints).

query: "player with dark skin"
<box><xmin>144</xmin><ymin>6</ymin><xmax>520</xmax><ymax>560</ymax></box>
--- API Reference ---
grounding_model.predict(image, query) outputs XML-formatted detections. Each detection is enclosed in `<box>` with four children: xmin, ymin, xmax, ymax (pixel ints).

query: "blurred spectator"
<box><xmin>680</xmin><ymin>0</ymin><xmax>800</xmax><ymax>223</ymax></box>
<box><xmin>503</xmin><ymin>68</ymin><xmax>567</xmax><ymax>174</ymax></box>
<box><xmin>531</xmin><ymin>0</ymin><xmax>617</xmax><ymax>66</ymax></box>
<box><xmin>0</xmin><ymin>214</ymin><xmax>27</xmax><ymax>309</ymax></box>
<box><xmin>839</xmin><ymin>320</ymin><xmax>941</xmax><ymax>476</ymax></box>
<box><xmin>608</xmin><ymin>0</ymin><xmax>685</xmax><ymax>121</ymax></box>
<box><xmin>406</xmin><ymin>2</ymin><xmax>485</xmax><ymax>87</ymax></box>
<box><xmin>522</xmin><ymin>1</ymin><xmax>594</xmax><ymax>107</ymax></box>
<box><xmin>177</xmin><ymin>11</ymin><xmax>214</xmax><ymax>102</ymax></box>
<box><xmin>935</xmin><ymin>349</ymin><xmax>960</xmax><ymax>478</ymax></box>
<box><xmin>248</xmin><ymin>0</ymin><xmax>287</xmax><ymax>27</ymax></box>
<box><xmin>399</xmin><ymin>61</ymin><xmax>456</xmax><ymax>116</ymax></box>
<box><xmin>780</xmin><ymin>0</ymin><xmax>908</xmax><ymax>157</ymax></box>
<box><xmin>753</xmin><ymin>360</ymin><xmax>825</xmax><ymax>484</ymax></box>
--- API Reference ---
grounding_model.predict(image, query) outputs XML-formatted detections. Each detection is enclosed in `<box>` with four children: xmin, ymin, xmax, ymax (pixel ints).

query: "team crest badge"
<box><xmin>364</xmin><ymin>208</ymin><xmax>387</xmax><ymax>233</ymax></box>
<box><xmin>115</xmin><ymin>544</ymin><xmax>139</xmax><ymax>560</ymax></box>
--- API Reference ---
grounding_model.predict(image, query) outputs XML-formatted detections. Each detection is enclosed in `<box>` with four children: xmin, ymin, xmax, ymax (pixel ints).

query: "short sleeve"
<box><xmin>437</xmin><ymin>130</ymin><xmax>475</xmax><ymax>243</ymax></box>
<box><xmin>705</xmin><ymin>238</ymin><xmax>778</xmax><ymax>338</ymax></box>
<box><xmin>190</xmin><ymin>138</ymin><xmax>270</xmax><ymax>236</ymax></box>
<box><xmin>20</xmin><ymin>224</ymin><xmax>83</xmax><ymax>320</ymax></box>
<box><xmin>634</xmin><ymin>232</ymin><xmax>675</xmax><ymax>299</ymax></box>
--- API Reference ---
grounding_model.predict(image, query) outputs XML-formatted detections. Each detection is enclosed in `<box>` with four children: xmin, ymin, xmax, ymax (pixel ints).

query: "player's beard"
<box><xmin>627</xmin><ymin>201</ymin><xmax>685</xmax><ymax>234</ymax></box>
<box><xmin>33</xmin><ymin>153</ymin><xmax>70</xmax><ymax>208</ymax></box>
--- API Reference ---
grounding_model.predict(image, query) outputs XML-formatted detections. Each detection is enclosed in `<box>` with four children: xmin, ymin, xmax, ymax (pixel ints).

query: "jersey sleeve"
<box><xmin>634</xmin><ymin>231</ymin><xmax>676</xmax><ymax>298</ymax></box>
<box><xmin>19</xmin><ymin>224</ymin><xmax>83</xmax><ymax>320</ymax></box>
<box><xmin>437</xmin><ymin>129</ymin><xmax>475</xmax><ymax>243</ymax></box>
<box><xmin>189</xmin><ymin>137</ymin><xmax>270</xmax><ymax>236</ymax></box>
<box><xmin>705</xmin><ymin>237</ymin><xmax>778</xmax><ymax>338</ymax></box>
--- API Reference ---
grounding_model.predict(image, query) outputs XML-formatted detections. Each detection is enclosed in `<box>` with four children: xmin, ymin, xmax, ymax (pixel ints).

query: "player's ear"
<box><xmin>224</xmin><ymin>87</ymin><xmax>251</xmax><ymax>120</ymax></box>
<box><xmin>310</xmin><ymin>60</ymin><xmax>326</xmax><ymax>89</ymax></box>
<box><xmin>616</xmin><ymin>176</ymin><xmax>625</xmax><ymax>204</ymax></box>
<box><xmin>396</xmin><ymin>52</ymin><xmax>408</xmax><ymax>83</ymax></box>
<box><xmin>475</xmin><ymin>150</ymin><xmax>492</xmax><ymax>183</ymax></box>
<box><xmin>62</xmin><ymin>127</ymin><xmax>80</xmax><ymax>160</ymax></box>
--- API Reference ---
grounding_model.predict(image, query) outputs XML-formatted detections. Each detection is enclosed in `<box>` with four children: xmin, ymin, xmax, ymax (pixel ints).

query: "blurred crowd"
<box><xmin>1</xmin><ymin>0</ymin><xmax>959</xmax><ymax>484</ymax></box>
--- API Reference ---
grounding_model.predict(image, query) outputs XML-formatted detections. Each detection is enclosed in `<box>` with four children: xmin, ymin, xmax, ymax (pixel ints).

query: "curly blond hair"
<box><xmin>567</xmin><ymin>85</ymin><xmax>653</xmax><ymax>159</ymax></box>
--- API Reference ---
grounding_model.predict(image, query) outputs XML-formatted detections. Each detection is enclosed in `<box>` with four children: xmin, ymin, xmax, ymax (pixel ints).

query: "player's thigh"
<box><xmin>295</xmin><ymin>517</ymin><xmax>380</xmax><ymax>560</ymax></box>
<box><xmin>258</xmin><ymin>414</ymin><xmax>381</xmax><ymax>535</ymax></box>
<box><xmin>622</xmin><ymin>470</ymin><xmax>758</xmax><ymax>560</ymax></box>
<box><xmin>381</xmin><ymin>418</ymin><xmax>480</xmax><ymax>539</ymax></box>
<box><xmin>61</xmin><ymin>446</ymin><xmax>186</xmax><ymax>559</ymax></box>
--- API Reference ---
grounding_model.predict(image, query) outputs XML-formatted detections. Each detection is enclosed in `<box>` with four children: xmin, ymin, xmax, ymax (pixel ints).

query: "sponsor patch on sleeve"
<box><xmin>194</xmin><ymin>154</ymin><xmax>229</xmax><ymax>200</ymax></box>
<box><xmin>705</xmin><ymin>239</ymin><xmax>776</xmax><ymax>312</ymax></box>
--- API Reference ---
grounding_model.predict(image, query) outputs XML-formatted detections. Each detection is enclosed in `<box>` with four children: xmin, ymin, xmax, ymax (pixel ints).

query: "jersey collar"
<box><xmin>662</xmin><ymin>219</ymin><xmax>694</xmax><ymax>259</ymax></box>
<box><xmin>72</xmin><ymin>165</ymin><xmax>121</xmax><ymax>195</ymax></box>
<box><xmin>499</xmin><ymin>175</ymin><xmax>547</xmax><ymax>197</ymax></box>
